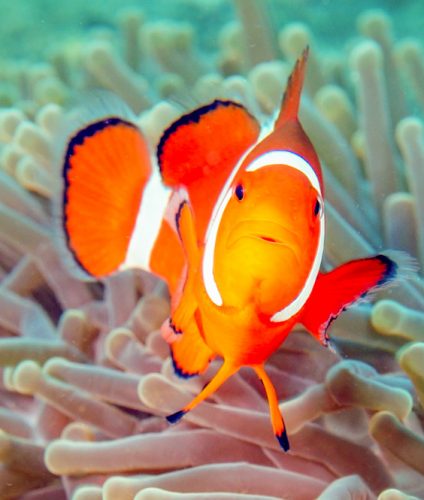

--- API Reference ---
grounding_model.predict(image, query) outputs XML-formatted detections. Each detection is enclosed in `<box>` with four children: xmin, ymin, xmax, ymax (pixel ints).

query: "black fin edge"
<box><xmin>175</xmin><ymin>200</ymin><xmax>187</xmax><ymax>239</ymax></box>
<box><xmin>170</xmin><ymin>347</ymin><xmax>199</xmax><ymax>379</ymax></box>
<box><xmin>166</xmin><ymin>409</ymin><xmax>187</xmax><ymax>424</ymax></box>
<box><xmin>276</xmin><ymin>429</ymin><xmax>290</xmax><ymax>452</ymax></box>
<box><xmin>375</xmin><ymin>254</ymin><xmax>397</xmax><ymax>286</ymax></box>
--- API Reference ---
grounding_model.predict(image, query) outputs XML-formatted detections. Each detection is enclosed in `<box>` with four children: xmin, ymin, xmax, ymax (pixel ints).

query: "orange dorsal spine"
<box><xmin>274</xmin><ymin>46</ymin><xmax>309</xmax><ymax>128</ymax></box>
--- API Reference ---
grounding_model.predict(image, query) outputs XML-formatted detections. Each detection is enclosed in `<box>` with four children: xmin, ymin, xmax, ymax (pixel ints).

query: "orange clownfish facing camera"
<box><xmin>59</xmin><ymin>48</ymin><xmax>408</xmax><ymax>451</ymax></box>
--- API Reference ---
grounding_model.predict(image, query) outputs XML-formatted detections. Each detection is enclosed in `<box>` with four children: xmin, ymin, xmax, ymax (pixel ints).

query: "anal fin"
<box><xmin>167</xmin><ymin>360</ymin><xmax>237</xmax><ymax>422</ymax></box>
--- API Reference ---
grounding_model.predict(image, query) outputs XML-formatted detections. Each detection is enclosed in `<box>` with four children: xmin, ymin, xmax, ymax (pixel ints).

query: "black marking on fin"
<box><xmin>166</xmin><ymin>409</ymin><xmax>187</xmax><ymax>424</ymax></box>
<box><xmin>175</xmin><ymin>200</ymin><xmax>187</xmax><ymax>239</ymax></box>
<box><xmin>169</xmin><ymin>318</ymin><xmax>183</xmax><ymax>336</ymax></box>
<box><xmin>375</xmin><ymin>254</ymin><xmax>397</xmax><ymax>286</ymax></box>
<box><xmin>276</xmin><ymin>429</ymin><xmax>290</xmax><ymax>452</ymax></box>
<box><xmin>62</xmin><ymin>117</ymin><xmax>138</xmax><ymax>274</ymax></box>
<box><xmin>320</xmin><ymin>313</ymin><xmax>338</xmax><ymax>347</ymax></box>
<box><xmin>170</xmin><ymin>347</ymin><xmax>199</xmax><ymax>379</ymax></box>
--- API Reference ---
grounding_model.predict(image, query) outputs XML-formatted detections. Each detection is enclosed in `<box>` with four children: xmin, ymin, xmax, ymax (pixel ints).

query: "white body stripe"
<box><xmin>203</xmin><ymin>149</ymin><xmax>325</xmax><ymax>322</ymax></box>
<box><xmin>122</xmin><ymin>167</ymin><xmax>170</xmax><ymax>270</ymax></box>
<box><xmin>246</xmin><ymin>150</ymin><xmax>321</xmax><ymax>192</ymax></box>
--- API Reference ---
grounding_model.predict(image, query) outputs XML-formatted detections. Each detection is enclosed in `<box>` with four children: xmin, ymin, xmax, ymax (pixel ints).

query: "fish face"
<box><xmin>209</xmin><ymin>160</ymin><xmax>324</xmax><ymax>315</ymax></box>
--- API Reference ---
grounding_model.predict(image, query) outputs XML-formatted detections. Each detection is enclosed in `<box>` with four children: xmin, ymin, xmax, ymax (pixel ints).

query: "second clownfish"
<box><xmin>59</xmin><ymin>48</ymin><xmax>406</xmax><ymax>451</ymax></box>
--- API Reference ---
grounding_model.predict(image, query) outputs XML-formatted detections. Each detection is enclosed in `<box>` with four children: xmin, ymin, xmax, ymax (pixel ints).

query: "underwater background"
<box><xmin>0</xmin><ymin>0</ymin><xmax>424</xmax><ymax>498</ymax></box>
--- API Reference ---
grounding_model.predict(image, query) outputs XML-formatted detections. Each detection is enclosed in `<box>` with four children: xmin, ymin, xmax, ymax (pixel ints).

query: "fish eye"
<box><xmin>313</xmin><ymin>197</ymin><xmax>323</xmax><ymax>217</ymax></box>
<box><xmin>235</xmin><ymin>183</ymin><xmax>244</xmax><ymax>201</ymax></box>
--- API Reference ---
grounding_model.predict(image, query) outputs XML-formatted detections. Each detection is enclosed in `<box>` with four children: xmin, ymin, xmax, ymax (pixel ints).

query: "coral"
<box><xmin>0</xmin><ymin>2</ymin><xmax>424</xmax><ymax>499</ymax></box>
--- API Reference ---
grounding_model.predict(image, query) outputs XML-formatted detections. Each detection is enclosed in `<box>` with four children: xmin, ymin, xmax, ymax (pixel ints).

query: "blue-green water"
<box><xmin>0</xmin><ymin>0</ymin><xmax>423</xmax><ymax>59</ymax></box>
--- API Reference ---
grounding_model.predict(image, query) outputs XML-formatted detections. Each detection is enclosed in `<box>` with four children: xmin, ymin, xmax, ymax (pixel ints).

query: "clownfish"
<box><xmin>59</xmin><ymin>48</ymin><xmax>406</xmax><ymax>451</ymax></box>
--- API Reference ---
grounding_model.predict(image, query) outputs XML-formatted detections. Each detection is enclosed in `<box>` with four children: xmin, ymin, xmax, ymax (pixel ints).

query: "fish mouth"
<box><xmin>258</xmin><ymin>235</ymin><xmax>280</xmax><ymax>243</ymax></box>
<box><xmin>227</xmin><ymin>220</ymin><xmax>299</xmax><ymax>250</ymax></box>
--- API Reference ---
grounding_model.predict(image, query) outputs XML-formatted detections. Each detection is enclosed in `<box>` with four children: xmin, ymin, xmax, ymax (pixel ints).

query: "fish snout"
<box><xmin>227</xmin><ymin>220</ymin><xmax>301</xmax><ymax>253</ymax></box>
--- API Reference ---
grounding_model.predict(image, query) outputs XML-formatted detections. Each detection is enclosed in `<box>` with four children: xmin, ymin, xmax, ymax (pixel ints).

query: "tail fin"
<box><xmin>274</xmin><ymin>46</ymin><xmax>309</xmax><ymax>128</ymax></box>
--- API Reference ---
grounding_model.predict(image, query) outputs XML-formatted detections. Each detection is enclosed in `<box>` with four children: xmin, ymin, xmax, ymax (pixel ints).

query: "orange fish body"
<box><xmin>59</xmin><ymin>49</ymin><xmax>404</xmax><ymax>451</ymax></box>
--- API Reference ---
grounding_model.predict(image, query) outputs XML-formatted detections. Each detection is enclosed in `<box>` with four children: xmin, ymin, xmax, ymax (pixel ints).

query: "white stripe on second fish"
<box><xmin>122</xmin><ymin>167</ymin><xmax>170</xmax><ymax>271</ymax></box>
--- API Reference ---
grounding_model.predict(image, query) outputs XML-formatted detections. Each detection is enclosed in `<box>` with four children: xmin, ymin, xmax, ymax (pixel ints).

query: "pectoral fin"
<box><xmin>167</xmin><ymin>360</ymin><xmax>237</xmax><ymax>421</ymax></box>
<box><xmin>300</xmin><ymin>254</ymin><xmax>400</xmax><ymax>346</ymax></box>
<box><xmin>254</xmin><ymin>365</ymin><xmax>289</xmax><ymax>451</ymax></box>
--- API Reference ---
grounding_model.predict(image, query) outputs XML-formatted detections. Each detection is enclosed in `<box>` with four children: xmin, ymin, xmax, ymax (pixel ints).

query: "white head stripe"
<box><xmin>203</xmin><ymin>149</ymin><xmax>323</xmax><ymax>309</ymax></box>
<box><xmin>246</xmin><ymin>150</ymin><xmax>321</xmax><ymax>193</ymax></box>
<box><xmin>202</xmin><ymin>148</ymin><xmax>248</xmax><ymax>305</ymax></box>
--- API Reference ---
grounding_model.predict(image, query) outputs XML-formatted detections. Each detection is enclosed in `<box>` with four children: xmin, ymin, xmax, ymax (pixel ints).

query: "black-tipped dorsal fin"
<box><xmin>157</xmin><ymin>100</ymin><xmax>260</xmax><ymax>188</ymax></box>
<box><xmin>274</xmin><ymin>46</ymin><xmax>309</xmax><ymax>128</ymax></box>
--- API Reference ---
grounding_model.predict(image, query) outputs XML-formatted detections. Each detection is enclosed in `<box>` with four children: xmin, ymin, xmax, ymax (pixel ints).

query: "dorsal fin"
<box><xmin>157</xmin><ymin>100</ymin><xmax>260</xmax><ymax>240</ymax></box>
<box><xmin>157</xmin><ymin>100</ymin><xmax>259</xmax><ymax>187</ymax></box>
<box><xmin>274</xmin><ymin>46</ymin><xmax>309</xmax><ymax>128</ymax></box>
